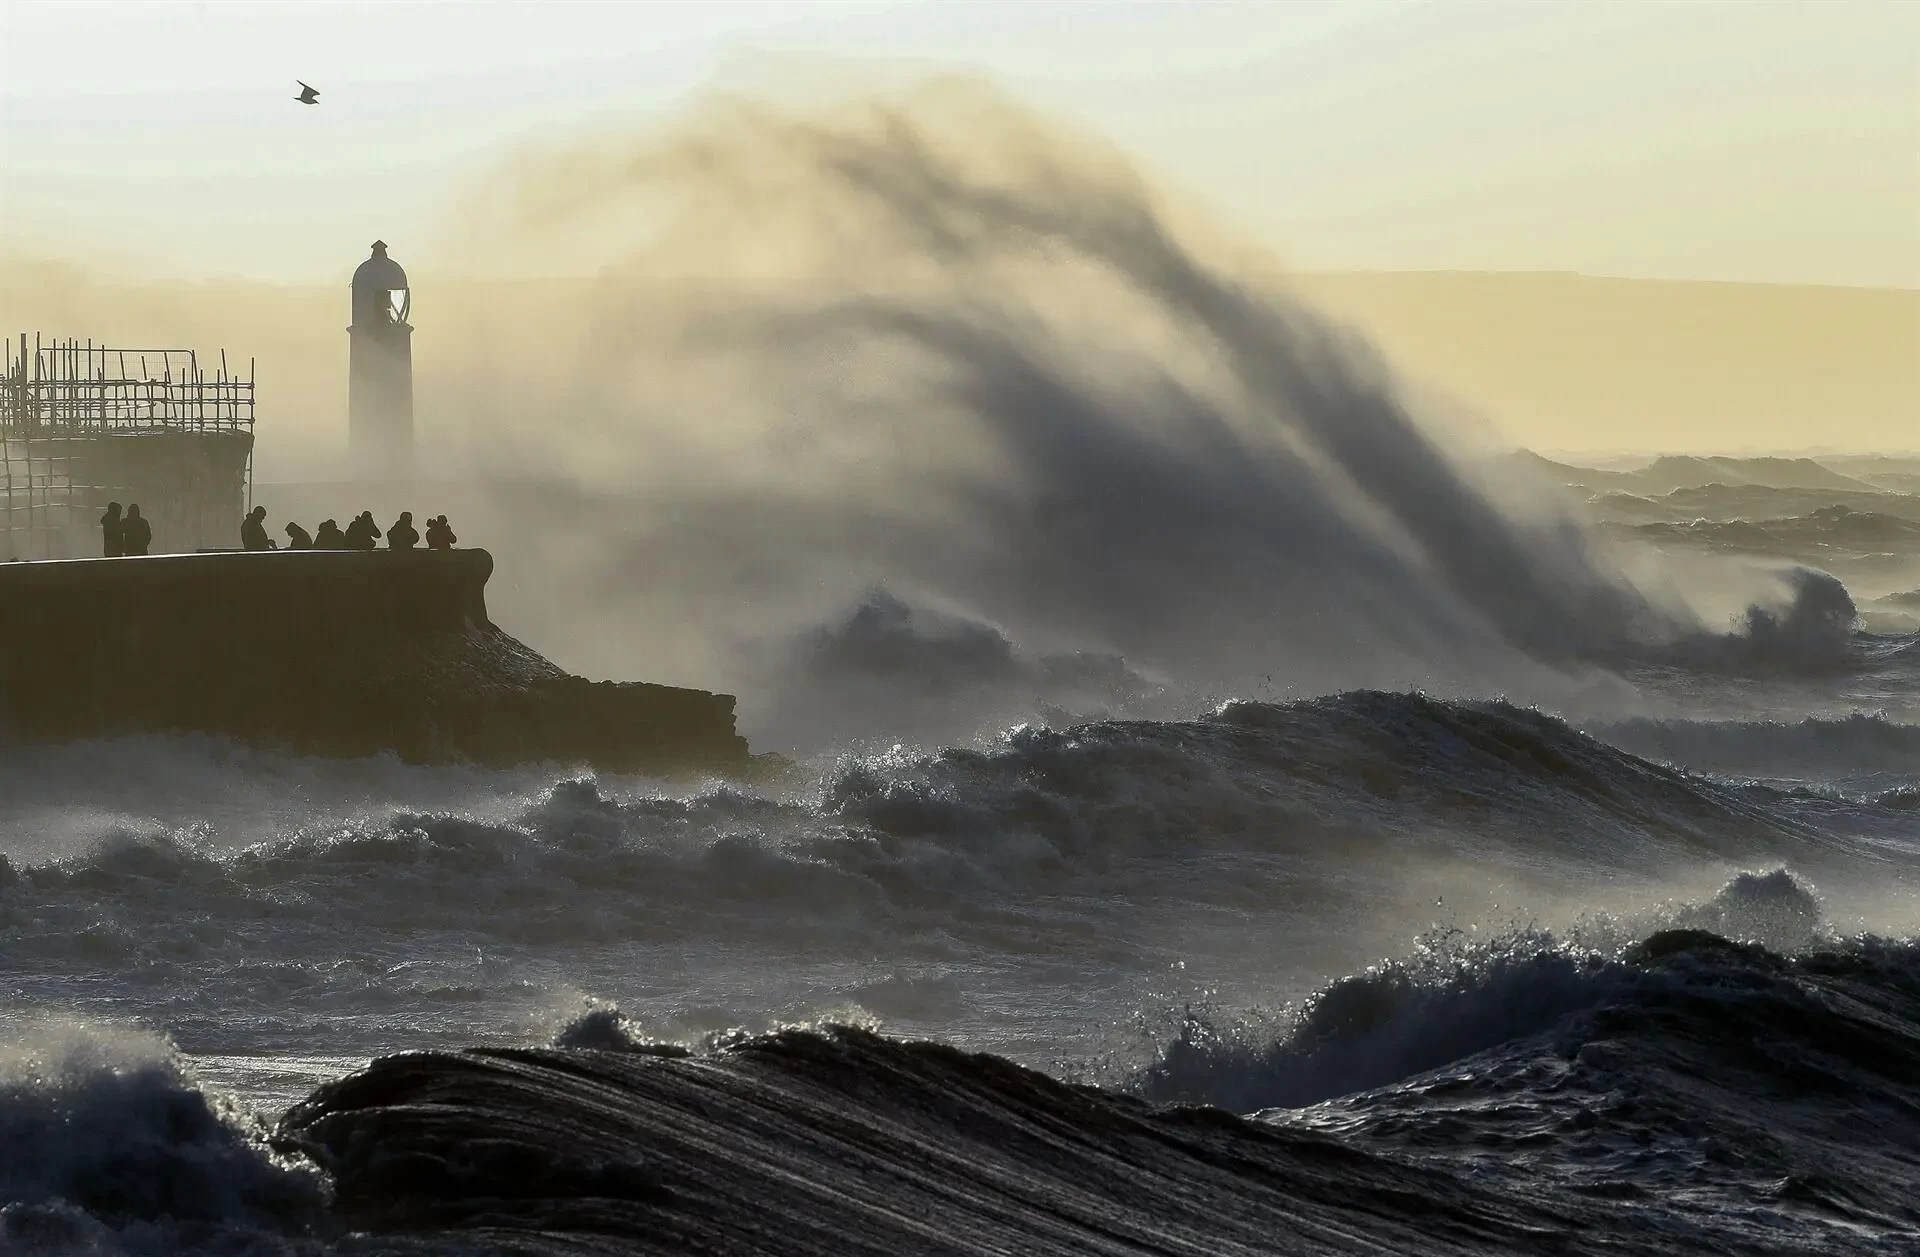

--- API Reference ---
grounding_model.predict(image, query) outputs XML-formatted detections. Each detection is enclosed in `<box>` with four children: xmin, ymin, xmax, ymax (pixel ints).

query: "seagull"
<box><xmin>295</xmin><ymin>81</ymin><xmax>319</xmax><ymax>105</ymax></box>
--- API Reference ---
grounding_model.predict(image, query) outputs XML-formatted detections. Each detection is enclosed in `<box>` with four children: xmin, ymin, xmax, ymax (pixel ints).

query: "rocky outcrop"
<box><xmin>0</xmin><ymin>549</ymin><xmax>752</xmax><ymax>775</ymax></box>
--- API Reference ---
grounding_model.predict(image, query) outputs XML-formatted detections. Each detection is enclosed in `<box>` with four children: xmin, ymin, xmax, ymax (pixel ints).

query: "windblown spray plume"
<box><xmin>436</xmin><ymin>82</ymin><xmax>1851</xmax><ymax>746</ymax></box>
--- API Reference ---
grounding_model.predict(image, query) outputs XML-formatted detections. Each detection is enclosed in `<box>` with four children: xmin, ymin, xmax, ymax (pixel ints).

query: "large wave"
<box><xmin>432</xmin><ymin>83</ymin><xmax>1860</xmax><ymax>748</ymax></box>
<box><xmin>5</xmin><ymin>693</ymin><xmax>1911</xmax><ymax>1085</ymax></box>
<box><xmin>1135</xmin><ymin>870</ymin><xmax>1831</xmax><ymax>1111</ymax></box>
<box><xmin>3</xmin><ymin>695</ymin><xmax>1891</xmax><ymax>961</ymax></box>
<box><xmin>262</xmin><ymin>918</ymin><xmax>1917</xmax><ymax>1256</ymax></box>
<box><xmin>6</xmin><ymin>911</ymin><xmax>1914</xmax><ymax>1255</ymax></box>
<box><xmin>0</xmin><ymin>1021</ymin><xmax>324</xmax><ymax>1254</ymax></box>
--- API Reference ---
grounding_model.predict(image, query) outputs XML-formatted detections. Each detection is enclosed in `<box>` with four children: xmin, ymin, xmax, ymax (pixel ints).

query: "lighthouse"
<box><xmin>348</xmin><ymin>240</ymin><xmax>413</xmax><ymax>478</ymax></box>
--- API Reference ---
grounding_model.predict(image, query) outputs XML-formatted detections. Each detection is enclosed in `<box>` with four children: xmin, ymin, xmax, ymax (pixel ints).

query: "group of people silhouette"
<box><xmin>100</xmin><ymin>501</ymin><xmax>458</xmax><ymax>557</ymax></box>
<box><xmin>97</xmin><ymin>502</ymin><xmax>153</xmax><ymax>557</ymax></box>
<box><xmin>243</xmin><ymin>507</ymin><xmax>457</xmax><ymax>552</ymax></box>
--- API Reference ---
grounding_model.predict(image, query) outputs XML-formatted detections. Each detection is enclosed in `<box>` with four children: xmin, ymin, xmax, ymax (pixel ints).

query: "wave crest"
<box><xmin>0</xmin><ymin>1021</ymin><xmax>324</xmax><ymax>1250</ymax></box>
<box><xmin>1133</xmin><ymin>870</ymin><xmax>1847</xmax><ymax>1114</ymax></box>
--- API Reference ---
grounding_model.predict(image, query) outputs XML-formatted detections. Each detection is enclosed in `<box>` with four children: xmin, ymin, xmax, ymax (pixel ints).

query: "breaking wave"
<box><xmin>3</xmin><ymin>714</ymin><xmax>1916</xmax><ymax>1255</ymax></box>
<box><xmin>754</xmin><ymin>586</ymin><xmax>1166</xmax><ymax>750</ymax></box>
<box><xmin>0</xmin><ymin>1022</ymin><xmax>324</xmax><ymax>1254</ymax></box>
<box><xmin>9</xmin><ymin>913</ymin><xmax>1916</xmax><ymax>1254</ymax></box>
<box><xmin>1136</xmin><ymin>870</ymin><xmax>1831</xmax><ymax>1113</ymax></box>
<box><xmin>256</xmin><ymin>912</ymin><xmax>1913</xmax><ymax>1256</ymax></box>
<box><xmin>443</xmin><ymin>83</ymin><xmax>1865</xmax><ymax>741</ymax></box>
<box><xmin>3</xmin><ymin>694</ymin><xmax>1892</xmax><ymax>968</ymax></box>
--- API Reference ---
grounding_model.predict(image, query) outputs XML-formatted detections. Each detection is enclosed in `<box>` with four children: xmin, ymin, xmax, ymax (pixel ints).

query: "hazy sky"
<box><xmin>3</xmin><ymin>0</ymin><xmax>1915</xmax><ymax>287</ymax></box>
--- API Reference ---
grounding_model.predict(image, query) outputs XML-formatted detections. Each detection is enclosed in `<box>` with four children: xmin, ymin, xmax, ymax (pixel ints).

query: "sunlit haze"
<box><xmin>4</xmin><ymin>1</ymin><xmax>1915</xmax><ymax>454</ymax></box>
<box><xmin>4</xmin><ymin>0</ymin><xmax>1916</xmax><ymax>287</ymax></box>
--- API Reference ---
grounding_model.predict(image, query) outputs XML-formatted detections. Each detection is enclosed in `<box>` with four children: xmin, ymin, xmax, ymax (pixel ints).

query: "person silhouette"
<box><xmin>100</xmin><ymin>502</ymin><xmax>124</xmax><ymax>558</ymax></box>
<box><xmin>344</xmin><ymin>510</ymin><xmax>382</xmax><ymax>551</ymax></box>
<box><xmin>284</xmin><ymin>520</ymin><xmax>313</xmax><ymax>550</ymax></box>
<box><xmin>387</xmin><ymin>510</ymin><xmax>419</xmax><ymax>550</ymax></box>
<box><xmin>121</xmin><ymin>504</ymin><xmax>152</xmax><ymax>556</ymax></box>
<box><xmin>314</xmin><ymin>519</ymin><xmax>348</xmax><ymax>549</ymax></box>
<box><xmin>241</xmin><ymin>505</ymin><xmax>276</xmax><ymax>551</ymax></box>
<box><xmin>425</xmin><ymin>515</ymin><xmax>458</xmax><ymax>550</ymax></box>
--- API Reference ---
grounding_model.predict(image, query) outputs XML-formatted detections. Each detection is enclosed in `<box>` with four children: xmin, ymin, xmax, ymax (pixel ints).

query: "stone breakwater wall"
<box><xmin>0</xmin><ymin>549</ymin><xmax>752</xmax><ymax>775</ymax></box>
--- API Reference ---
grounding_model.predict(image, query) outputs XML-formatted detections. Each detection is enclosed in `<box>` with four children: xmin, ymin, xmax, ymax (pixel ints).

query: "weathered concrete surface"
<box><xmin>0</xmin><ymin>549</ymin><xmax>752</xmax><ymax>775</ymax></box>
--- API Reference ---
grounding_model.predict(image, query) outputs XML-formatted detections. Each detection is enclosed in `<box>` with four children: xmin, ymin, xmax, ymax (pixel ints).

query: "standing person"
<box><xmin>386</xmin><ymin>510</ymin><xmax>419</xmax><ymax>550</ymax></box>
<box><xmin>344</xmin><ymin>510</ymin><xmax>381</xmax><ymax>551</ymax></box>
<box><xmin>121</xmin><ymin>504</ymin><xmax>152</xmax><ymax>557</ymax></box>
<box><xmin>99</xmin><ymin>502</ymin><xmax>124</xmax><ymax>557</ymax></box>
<box><xmin>284</xmin><ymin>520</ymin><xmax>313</xmax><ymax>549</ymax></box>
<box><xmin>241</xmin><ymin>505</ymin><xmax>276</xmax><ymax>551</ymax></box>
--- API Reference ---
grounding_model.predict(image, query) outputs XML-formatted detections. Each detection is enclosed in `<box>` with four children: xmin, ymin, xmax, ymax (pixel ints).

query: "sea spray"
<box><xmin>421</xmin><ymin>83</ymin><xmax>1856</xmax><ymax>747</ymax></box>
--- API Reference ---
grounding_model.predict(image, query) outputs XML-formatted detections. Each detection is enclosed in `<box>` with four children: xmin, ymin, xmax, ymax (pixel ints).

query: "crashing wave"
<box><xmin>261</xmin><ymin>904</ymin><xmax>1920</xmax><ymax>1256</ymax></box>
<box><xmin>436</xmin><ymin>84</ymin><xmax>1870</xmax><ymax>743</ymax></box>
<box><xmin>1135</xmin><ymin>870</ymin><xmax>1836</xmax><ymax>1114</ymax></box>
<box><xmin>1</xmin><ymin>694</ymin><xmax>1884</xmax><ymax>988</ymax></box>
<box><xmin>0</xmin><ymin>1022</ymin><xmax>324</xmax><ymax>1252</ymax></box>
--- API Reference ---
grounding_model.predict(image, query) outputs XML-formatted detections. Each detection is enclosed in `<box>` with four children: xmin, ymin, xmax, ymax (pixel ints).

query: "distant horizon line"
<box><xmin>1526</xmin><ymin>447</ymin><xmax>1920</xmax><ymax>462</ymax></box>
<box><xmin>5</xmin><ymin>258</ymin><xmax>1915</xmax><ymax>296</ymax></box>
<box><xmin>247</xmin><ymin>448</ymin><xmax>1920</xmax><ymax>485</ymax></box>
<box><xmin>1300</xmin><ymin>269</ymin><xmax>1920</xmax><ymax>295</ymax></box>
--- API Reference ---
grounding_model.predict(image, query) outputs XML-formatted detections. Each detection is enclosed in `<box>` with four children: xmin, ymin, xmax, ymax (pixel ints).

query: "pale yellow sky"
<box><xmin>2</xmin><ymin>0</ymin><xmax>1916</xmax><ymax>288</ymax></box>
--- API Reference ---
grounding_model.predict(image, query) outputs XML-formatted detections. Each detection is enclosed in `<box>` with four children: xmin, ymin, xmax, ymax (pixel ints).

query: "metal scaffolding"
<box><xmin>2</xmin><ymin>334</ymin><xmax>256</xmax><ymax>558</ymax></box>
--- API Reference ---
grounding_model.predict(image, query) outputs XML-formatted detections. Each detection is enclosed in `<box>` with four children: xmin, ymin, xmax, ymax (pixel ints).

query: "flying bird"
<box><xmin>295</xmin><ymin>81</ymin><xmax>319</xmax><ymax>105</ymax></box>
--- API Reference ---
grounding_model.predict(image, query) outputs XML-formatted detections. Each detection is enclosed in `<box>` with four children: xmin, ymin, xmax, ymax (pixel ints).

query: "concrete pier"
<box><xmin>0</xmin><ymin>548</ymin><xmax>752</xmax><ymax>775</ymax></box>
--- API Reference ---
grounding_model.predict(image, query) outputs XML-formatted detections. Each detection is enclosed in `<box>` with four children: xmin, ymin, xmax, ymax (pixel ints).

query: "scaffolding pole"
<box><xmin>2</xmin><ymin>333</ymin><xmax>258</xmax><ymax>559</ymax></box>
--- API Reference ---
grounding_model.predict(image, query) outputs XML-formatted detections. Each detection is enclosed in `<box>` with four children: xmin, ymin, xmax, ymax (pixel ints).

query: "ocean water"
<box><xmin>1</xmin><ymin>679</ymin><xmax>1917</xmax><ymax>1254</ymax></box>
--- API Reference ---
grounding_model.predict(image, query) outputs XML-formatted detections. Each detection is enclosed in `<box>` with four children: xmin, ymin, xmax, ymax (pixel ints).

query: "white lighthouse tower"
<box><xmin>347</xmin><ymin>240</ymin><xmax>413</xmax><ymax>478</ymax></box>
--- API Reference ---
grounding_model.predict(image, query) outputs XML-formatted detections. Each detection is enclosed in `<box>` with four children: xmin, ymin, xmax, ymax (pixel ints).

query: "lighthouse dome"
<box><xmin>352</xmin><ymin>241</ymin><xmax>408</xmax><ymax>292</ymax></box>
